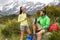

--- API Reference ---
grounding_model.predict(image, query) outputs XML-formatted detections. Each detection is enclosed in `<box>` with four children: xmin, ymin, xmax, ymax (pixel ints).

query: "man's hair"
<box><xmin>40</xmin><ymin>9</ymin><xmax>46</xmax><ymax>15</ymax></box>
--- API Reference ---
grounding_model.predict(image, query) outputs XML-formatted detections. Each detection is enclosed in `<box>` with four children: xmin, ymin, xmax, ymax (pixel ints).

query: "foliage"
<box><xmin>0</xmin><ymin>14</ymin><xmax>18</xmax><ymax>24</ymax></box>
<box><xmin>44</xmin><ymin>6</ymin><xmax>60</xmax><ymax>23</ymax></box>
<box><xmin>1</xmin><ymin>19</ymin><xmax>20</xmax><ymax>38</ymax></box>
<box><xmin>0</xmin><ymin>5</ymin><xmax>60</xmax><ymax>40</ymax></box>
<box><xmin>45</xmin><ymin>31</ymin><xmax>60</xmax><ymax>40</ymax></box>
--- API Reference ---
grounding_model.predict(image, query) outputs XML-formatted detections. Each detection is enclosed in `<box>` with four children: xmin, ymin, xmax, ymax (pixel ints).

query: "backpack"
<box><xmin>26</xmin><ymin>35</ymin><xmax>33</xmax><ymax>40</ymax></box>
<box><xmin>49</xmin><ymin>24</ymin><xmax>59</xmax><ymax>32</ymax></box>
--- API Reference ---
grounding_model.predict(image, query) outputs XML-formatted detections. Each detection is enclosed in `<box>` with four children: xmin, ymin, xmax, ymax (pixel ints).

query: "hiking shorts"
<box><xmin>20</xmin><ymin>26</ymin><xmax>29</xmax><ymax>30</ymax></box>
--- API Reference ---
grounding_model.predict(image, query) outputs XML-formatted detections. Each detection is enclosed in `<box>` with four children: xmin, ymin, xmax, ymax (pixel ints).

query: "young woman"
<box><xmin>18</xmin><ymin>7</ymin><xmax>32</xmax><ymax>40</ymax></box>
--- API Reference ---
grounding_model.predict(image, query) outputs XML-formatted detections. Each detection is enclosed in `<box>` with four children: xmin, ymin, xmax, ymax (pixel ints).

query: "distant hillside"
<box><xmin>56</xmin><ymin>3</ymin><xmax>60</xmax><ymax>7</ymax></box>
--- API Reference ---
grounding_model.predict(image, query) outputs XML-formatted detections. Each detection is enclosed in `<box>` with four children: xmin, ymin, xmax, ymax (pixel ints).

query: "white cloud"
<box><xmin>0</xmin><ymin>0</ymin><xmax>56</xmax><ymax>5</ymax></box>
<box><xmin>0</xmin><ymin>6</ymin><xmax>3</xmax><ymax>11</ymax></box>
<box><xmin>26</xmin><ymin>0</ymin><xmax>54</xmax><ymax>5</ymax></box>
<box><xmin>0</xmin><ymin>0</ymin><xmax>13</xmax><ymax>5</ymax></box>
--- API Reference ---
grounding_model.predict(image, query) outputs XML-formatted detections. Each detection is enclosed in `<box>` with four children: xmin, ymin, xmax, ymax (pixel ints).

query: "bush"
<box><xmin>45</xmin><ymin>31</ymin><xmax>60</xmax><ymax>40</ymax></box>
<box><xmin>1</xmin><ymin>19</ymin><xmax>20</xmax><ymax>38</ymax></box>
<box><xmin>0</xmin><ymin>14</ymin><xmax>18</xmax><ymax>24</ymax></box>
<box><xmin>44</xmin><ymin>6</ymin><xmax>60</xmax><ymax>23</ymax></box>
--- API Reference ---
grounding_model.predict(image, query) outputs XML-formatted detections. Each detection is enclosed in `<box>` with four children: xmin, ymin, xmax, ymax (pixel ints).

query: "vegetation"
<box><xmin>44</xmin><ymin>6</ymin><xmax>60</xmax><ymax>24</ymax></box>
<box><xmin>0</xmin><ymin>6</ymin><xmax>60</xmax><ymax>40</ymax></box>
<box><xmin>45</xmin><ymin>31</ymin><xmax>60</xmax><ymax>40</ymax></box>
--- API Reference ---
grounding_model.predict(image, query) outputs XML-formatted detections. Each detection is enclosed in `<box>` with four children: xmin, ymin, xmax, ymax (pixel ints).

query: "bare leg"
<box><xmin>20</xmin><ymin>30</ymin><xmax>24</xmax><ymax>40</ymax></box>
<box><xmin>33</xmin><ymin>25</ymin><xmax>36</xmax><ymax>34</ymax></box>
<box><xmin>37</xmin><ymin>30</ymin><xmax>45</xmax><ymax>40</ymax></box>
<box><xmin>26</xmin><ymin>29</ymin><xmax>31</xmax><ymax>35</ymax></box>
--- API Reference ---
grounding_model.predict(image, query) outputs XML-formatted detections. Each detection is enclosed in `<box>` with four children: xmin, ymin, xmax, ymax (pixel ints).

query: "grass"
<box><xmin>0</xmin><ymin>27</ymin><xmax>27</xmax><ymax>40</ymax></box>
<box><xmin>0</xmin><ymin>15</ymin><xmax>33</xmax><ymax>40</ymax></box>
<box><xmin>0</xmin><ymin>7</ymin><xmax>60</xmax><ymax>40</ymax></box>
<box><xmin>0</xmin><ymin>15</ymin><xmax>31</xmax><ymax>40</ymax></box>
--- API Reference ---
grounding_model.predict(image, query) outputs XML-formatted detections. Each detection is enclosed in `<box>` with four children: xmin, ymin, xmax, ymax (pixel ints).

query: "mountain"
<box><xmin>56</xmin><ymin>3</ymin><xmax>60</xmax><ymax>7</ymax></box>
<box><xmin>48</xmin><ymin>0</ymin><xmax>59</xmax><ymax>6</ymax></box>
<box><xmin>0</xmin><ymin>0</ymin><xmax>44</xmax><ymax>17</ymax></box>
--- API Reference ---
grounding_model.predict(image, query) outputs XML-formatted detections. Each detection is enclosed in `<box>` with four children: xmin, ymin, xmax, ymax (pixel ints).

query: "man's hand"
<box><xmin>36</xmin><ymin>23</ymin><xmax>42</xmax><ymax>30</ymax></box>
<box><xmin>37</xmin><ymin>28</ymin><xmax>42</xmax><ymax>30</ymax></box>
<box><xmin>36</xmin><ymin>28</ymin><xmax>42</xmax><ymax>33</ymax></box>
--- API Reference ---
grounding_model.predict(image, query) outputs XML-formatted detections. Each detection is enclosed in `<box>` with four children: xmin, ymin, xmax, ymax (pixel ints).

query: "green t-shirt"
<box><xmin>37</xmin><ymin>15</ymin><xmax>50</xmax><ymax>30</ymax></box>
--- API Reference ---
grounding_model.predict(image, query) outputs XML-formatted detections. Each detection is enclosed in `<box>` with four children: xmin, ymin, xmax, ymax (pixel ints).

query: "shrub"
<box><xmin>1</xmin><ymin>19</ymin><xmax>20</xmax><ymax>38</ymax></box>
<box><xmin>44</xmin><ymin>6</ymin><xmax>60</xmax><ymax>23</ymax></box>
<box><xmin>45</xmin><ymin>31</ymin><xmax>60</xmax><ymax>40</ymax></box>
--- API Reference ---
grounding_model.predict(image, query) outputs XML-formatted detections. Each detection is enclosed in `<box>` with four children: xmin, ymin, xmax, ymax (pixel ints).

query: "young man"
<box><xmin>34</xmin><ymin>9</ymin><xmax>50</xmax><ymax>40</ymax></box>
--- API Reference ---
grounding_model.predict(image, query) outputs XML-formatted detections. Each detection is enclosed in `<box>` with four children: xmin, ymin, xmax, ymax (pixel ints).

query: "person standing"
<box><xmin>18</xmin><ymin>7</ymin><xmax>32</xmax><ymax>40</ymax></box>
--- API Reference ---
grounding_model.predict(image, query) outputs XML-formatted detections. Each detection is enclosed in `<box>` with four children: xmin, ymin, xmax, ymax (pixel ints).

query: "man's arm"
<box><xmin>37</xmin><ymin>17</ymin><xmax>42</xmax><ymax>30</ymax></box>
<box><xmin>36</xmin><ymin>23</ymin><xmax>42</xmax><ymax>30</ymax></box>
<box><xmin>43</xmin><ymin>18</ymin><xmax>50</xmax><ymax>29</ymax></box>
